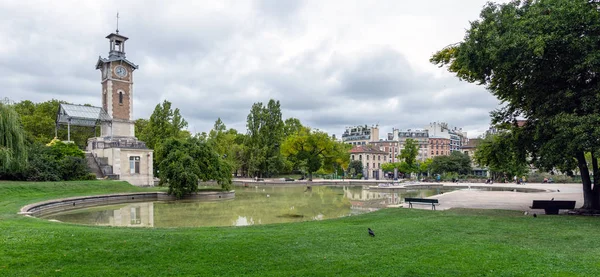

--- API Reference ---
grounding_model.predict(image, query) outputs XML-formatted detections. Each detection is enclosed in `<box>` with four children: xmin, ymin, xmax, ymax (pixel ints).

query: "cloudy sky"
<box><xmin>1</xmin><ymin>0</ymin><xmax>509</xmax><ymax>139</ymax></box>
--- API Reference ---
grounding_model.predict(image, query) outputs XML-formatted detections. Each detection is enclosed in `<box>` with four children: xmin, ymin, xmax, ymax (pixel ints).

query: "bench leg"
<box><xmin>409</xmin><ymin>203</ymin><xmax>413</xmax><ymax>208</ymax></box>
<box><xmin>432</xmin><ymin>204</ymin><xmax>436</xmax><ymax>211</ymax></box>
<box><xmin>544</xmin><ymin>208</ymin><xmax>559</xmax><ymax>215</ymax></box>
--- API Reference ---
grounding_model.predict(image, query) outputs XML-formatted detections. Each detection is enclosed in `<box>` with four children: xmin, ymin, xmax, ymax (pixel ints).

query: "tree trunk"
<box><xmin>591</xmin><ymin>151</ymin><xmax>600</xmax><ymax>210</ymax></box>
<box><xmin>308</xmin><ymin>171</ymin><xmax>313</xmax><ymax>181</ymax></box>
<box><xmin>576</xmin><ymin>151</ymin><xmax>596</xmax><ymax>210</ymax></box>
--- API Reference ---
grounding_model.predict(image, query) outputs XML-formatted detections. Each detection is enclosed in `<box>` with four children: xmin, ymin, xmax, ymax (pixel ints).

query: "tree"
<box><xmin>207</xmin><ymin>118</ymin><xmax>246</xmax><ymax>176</ymax></box>
<box><xmin>157</xmin><ymin>137</ymin><xmax>232</xmax><ymax>198</ymax></box>
<box><xmin>283</xmin><ymin>117</ymin><xmax>305</xmax><ymax>137</ymax></box>
<box><xmin>429</xmin><ymin>152</ymin><xmax>472</xmax><ymax>175</ymax></box>
<box><xmin>0</xmin><ymin>103</ymin><xmax>27</xmax><ymax>177</ymax></box>
<box><xmin>474</xmin><ymin>133</ymin><xmax>529</xmax><ymax>180</ymax></box>
<box><xmin>139</xmin><ymin>100</ymin><xmax>189</xmax><ymax>150</ymax></box>
<box><xmin>431</xmin><ymin>0</ymin><xmax>600</xmax><ymax>209</ymax></box>
<box><xmin>347</xmin><ymin>160</ymin><xmax>363</xmax><ymax>178</ymax></box>
<box><xmin>281</xmin><ymin>128</ymin><xmax>350</xmax><ymax>181</ymax></box>
<box><xmin>399</xmin><ymin>138</ymin><xmax>419</xmax><ymax>173</ymax></box>
<box><xmin>245</xmin><ymin>100</ymin><xmax>284</xmax><ymax>177</ymax></box>
<box><xmin>13</xmin><ymin>99</ymin><xmax>96</xmax><ymax>149</ymax></box>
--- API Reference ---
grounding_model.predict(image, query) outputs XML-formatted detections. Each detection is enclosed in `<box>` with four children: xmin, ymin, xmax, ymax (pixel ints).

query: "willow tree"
<box><xmin>0</xmin><ymin>103</ymin><xmax>27</xmax><ymax>175</ymax></box>
<box><xmin>431</xmin><ymin>0</ymin><xmax>600</xmax><ymax>210</ymax></box>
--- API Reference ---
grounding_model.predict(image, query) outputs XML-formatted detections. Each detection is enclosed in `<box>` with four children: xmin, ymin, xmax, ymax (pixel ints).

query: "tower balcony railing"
<box><xmin>90</xmin><ymin>140</ymin><xmax>148</xmax><ymax>150</ymax></box>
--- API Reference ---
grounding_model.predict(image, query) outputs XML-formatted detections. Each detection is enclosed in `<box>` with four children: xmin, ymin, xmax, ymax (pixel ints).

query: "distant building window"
<box><xmin>436</xmin><ymin>151</ymin><xmax>439</xmax><ymax>155</ymax></box>
<box><xmin>372</xmin><ymin>163</ymin><xmax>375</xmax><ymax>169</ymax></box>
<box><xmin>119</xmin><ymin>91</ymin><xmax>124</xmax><ymax>105</ymax></box>
<box><xmin>129</xmin><ymin>156</ymin><xmax>140</xmax><ymax>174</ymax></box>
<box><xmin>378</xmin><ymin>163</ymin><xmax>380</xmax><ymax>169</ymax></box>
<box><xmin>359</xmin><ymin>155</ymin><xmax>362</xmax><ymax>160</ymax></box>
<box><xmin>351</xmin><ymin>155</ymin><xmax>355</xmax><ymax>160</ymax></box>
<box><xmin>378</xmin><ymin>156</ymin><xmax>380</xmax><ymax>161</ymax></box>
<box><xmin>431</xmin><ymin>151</ymin><xmax>434</xmax><ymax>155</ymax></box>
<box><xmin>367</xmin><ymin>155</ymin><xmax>369</xmax><ymax>160</ymax></box>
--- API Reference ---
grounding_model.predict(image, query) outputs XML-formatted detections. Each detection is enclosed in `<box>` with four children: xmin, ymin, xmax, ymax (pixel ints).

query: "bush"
<box><xmin>22</xmin><ymin>142</ymin><xmax>90</xmax><ymax>181</ymax></box>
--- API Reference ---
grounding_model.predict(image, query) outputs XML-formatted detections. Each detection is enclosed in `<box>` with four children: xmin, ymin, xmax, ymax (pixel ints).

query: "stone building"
<box><xmin>342</xmin><ymin>125</ymin><xmax>380</xmax><ymax>145</ymax></box>
<box><xmin>349</xmin><ymin>145</ymin><xmax>387</xmax><ymax>180</ymax></box>
<box><xmin>396</xmin><ymin>129</ymin><xmax>430</xmax><ymax>161</ymax></box>
<box><xmin>369</xmin><ymin>140</ymin><xmax>399</xmax><ymax>163</ymax></box>
<box><xmin>425</xmin><ymin>122</ymin><xmax>467</xmax><ymax>157</ymax></box>
<box><xmin>86</xmin><ymin>29</ymin><xmax>154</xmax><ymax>186</ymax></box>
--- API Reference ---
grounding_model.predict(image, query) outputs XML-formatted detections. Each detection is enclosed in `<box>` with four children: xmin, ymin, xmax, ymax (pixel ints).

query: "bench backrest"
<box><xmin>531</xmin><ymin>200</ymin><xmax>576</xmax><ymax>209</ymax></box>
<box><xmin>405</xmin><ymin>198</ymin><xmax>439</xmax><ymax>204</ymax></box>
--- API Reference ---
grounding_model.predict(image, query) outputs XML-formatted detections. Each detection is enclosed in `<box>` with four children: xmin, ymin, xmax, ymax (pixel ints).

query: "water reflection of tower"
<box><xmin>110</xmin><ymin>202</ymin><xmax>154</xmax><ymax>227</ymax></box>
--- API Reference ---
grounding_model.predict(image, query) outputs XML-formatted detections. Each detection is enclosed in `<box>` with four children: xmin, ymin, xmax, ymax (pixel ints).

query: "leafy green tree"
<box><xmin>157</xmin><ymin>137</ymin><xmax>232</xmax><ymax>198</ymax></box>
<box><xmin>474</xmin><ymin>133</ymin><xmax>529</xmax><ymax>180</ymax></box>
<box><xmin>283</xmin><ymin>117</ymin><xmax>305</xmax><ymax>137</ymax></box>
<box><xmin>347</xmin><ymin>160</ymin><xmax>363</xmax><ymax>178</ymax></box>
<box><xmin>430</xmin><ymin>0</ymin><xmax>600</xmax><ymax>209</ymax></box>
<box><xmin>245</xmin><ymin>100</ymin><xmax>284</xmax><ymax>177</ymax></box>
<box><xmin>134</xmin><ymin>119</ymin><xmax>149</xmax><ymax>138</ymax></box>
<box><xmin>281</xmin><ymin>128</ymin><xmax>350</xmax><ymax>181</ymax></box>
<box><xmin>22</xmin><ymin>141</ymin><xmax>91</xmax><ymax>181</ymax></box>
<box><xmin>0</xmin><ymin>103</ymin><xmax>27</xmax><ymax>176</ymax></box>
<box><xmin>398</xmin><ymin>138</ymin><xmax>419</xmax><ymax>173</ymax></box>
<box><xmin>418</xmin><ymin>158</ymin><xmax>433</xmax><ymax>177</ymax></box>
<box><xmin>139</xmin><ymin>100</ymin><xmax>189</xmax><ymax>150</ymax></box>
<box><xmin>430</xmin><ymin>152</ymin><xmax>472</xmax><ymax>175</ymax></box>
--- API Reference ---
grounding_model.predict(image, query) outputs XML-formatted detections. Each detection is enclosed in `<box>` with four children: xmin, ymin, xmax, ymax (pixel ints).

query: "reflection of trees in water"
<box><xmin>153</xmin><ymin>186</ymin><xmax>353</xmax><ymax>227</ymax></box>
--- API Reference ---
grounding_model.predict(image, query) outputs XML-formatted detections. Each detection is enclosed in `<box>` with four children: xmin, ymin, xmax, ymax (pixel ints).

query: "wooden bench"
<box><xmin>530</xmin><ymin>200</ymin><xmax>576</xmax><ymax>215</ymax></box>
<box><xmin>405</xmin><ymin>198</ymin><xmax>439</xmax><ymax>210</ymax></box>
<box><xmin>256</xmin><ymin>178</ymin><xmax>264</xmax><ymax>182</ymax></box>
<box><xmin>284</xmin><ymin>178</ymin><xmax>295</xmax><ymax>182</ymax></box>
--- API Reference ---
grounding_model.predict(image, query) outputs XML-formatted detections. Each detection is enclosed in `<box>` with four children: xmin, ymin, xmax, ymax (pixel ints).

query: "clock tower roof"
<box><xmin>96</xmin><ymin>30</ymin><xmax>138</xmax><ymax>70</ymax></box>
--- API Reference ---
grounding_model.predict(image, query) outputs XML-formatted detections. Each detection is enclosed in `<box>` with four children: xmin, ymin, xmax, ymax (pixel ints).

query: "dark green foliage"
<box><xmin>157</xmin><ymin>137</ymin><xmax>232</xmax><ymax>197</ymax></box>
<box><xmin>0</xmin><ymin>103</ymin><xmax>27</xmax><ymax>176</ymax></box>
<box><xmin>22</xmin><ymin>142</ymin><xmax>90</xmax><ymax>181</ymax></box>
<box><xmin>138</xmin><ymin>100</ymin><xmax>189</xmax><ymax>151</ymax></box>
<box><xmin>474</xmin><ymin>133</ymin><xmax>529</xmax><ymax>180</ymax></box>
<box><xmin>347</xmin><ymin>160</ymin><xmax>363</xmax><ymax>178</ymax></box>
<box><xmin>430</xmin><ymin>152</ymin><xmax>472</xmax><ymax>175</ymax></box>
<box><xmin>431</xmin><ymin>0</ymin><xmax>600</xmax><ymax>209</ymax></box>
<box><xmin>245</xmin><ymin>100</ymin><xmax>285</xmax><ymax>177</ymax></box>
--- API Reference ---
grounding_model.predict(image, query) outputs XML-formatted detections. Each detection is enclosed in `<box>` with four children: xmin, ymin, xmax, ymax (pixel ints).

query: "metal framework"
<box><xmin>55</xmin><ymin>104</ymin><xmax>112</xmax><ymax>141</ymax></box>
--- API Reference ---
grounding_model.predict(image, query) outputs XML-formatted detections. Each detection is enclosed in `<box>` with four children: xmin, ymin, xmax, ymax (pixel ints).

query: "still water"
<box><xmin>42</xmin><ymin>186</ymin><xmax>448</xmax><ymax>228</ymax></box>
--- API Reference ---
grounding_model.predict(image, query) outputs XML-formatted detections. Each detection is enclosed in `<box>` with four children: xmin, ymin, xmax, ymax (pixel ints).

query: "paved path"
<box><xmin>423</xmin><ymin>182</ymin><xmax>583</xmax><ymax>212</ymax></box>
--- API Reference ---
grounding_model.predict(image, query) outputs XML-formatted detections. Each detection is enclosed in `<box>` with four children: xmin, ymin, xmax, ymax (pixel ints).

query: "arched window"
<box><xmin>351</xmin><ymin>155</ymin><xmax>355</xmax><ymax>160</ymax></box>
<box><xmin>119</xmin><ymin>91</ymin><xmax>124</xmax><ymax>105</ymax></box>
<box><xmin>359</xmin><ymin>155</ymin><xmax>362</xmax><ymax>160</ymax></box>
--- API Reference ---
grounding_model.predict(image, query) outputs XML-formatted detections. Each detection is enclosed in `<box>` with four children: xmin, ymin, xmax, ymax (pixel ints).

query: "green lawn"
<box><xmin>1</xmin><ymin>181</ymin><xmax>599</xmax><ymax>276</ymax></box>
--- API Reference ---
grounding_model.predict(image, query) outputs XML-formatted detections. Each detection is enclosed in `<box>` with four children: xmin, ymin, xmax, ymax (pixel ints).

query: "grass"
<box><xmin>1</xmin><ymin>181</ymin><xmax>600</xmax><ymax>276</ymax></box>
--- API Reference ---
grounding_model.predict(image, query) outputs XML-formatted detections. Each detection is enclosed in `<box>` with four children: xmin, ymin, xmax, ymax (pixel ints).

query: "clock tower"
<box><xmin>88</xmin><ymin>28</ymin><xmax>154</xmax><ymax>187</ymax></box>
<box><xmin>95</xmin><ymin>31</ymin><xmax>138</xmax><ymax>137</ymax></box>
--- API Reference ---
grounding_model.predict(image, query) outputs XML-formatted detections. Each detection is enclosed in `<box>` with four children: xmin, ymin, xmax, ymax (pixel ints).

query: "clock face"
<box><xmin>114</xmin><ymin>65</ymin><xmax>127</xmax><ymax>78</ymax></box>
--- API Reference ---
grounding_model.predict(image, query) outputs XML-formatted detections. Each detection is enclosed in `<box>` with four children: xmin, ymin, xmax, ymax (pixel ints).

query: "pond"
<box><xmin>42</xmin><ymin>185</ymin><xmax>451</xmax><ymax>228</ymax></box>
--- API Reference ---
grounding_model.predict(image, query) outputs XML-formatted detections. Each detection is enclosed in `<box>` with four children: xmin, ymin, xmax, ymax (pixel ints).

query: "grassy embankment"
<box><xmin>1</xmin><ymin>180</ymin><xmax>600</xmax><ymax>276</ymax></box>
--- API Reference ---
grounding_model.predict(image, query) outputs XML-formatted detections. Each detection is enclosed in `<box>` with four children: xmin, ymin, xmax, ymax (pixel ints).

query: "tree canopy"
<box><xmin>157</xmin><ymin>137</ymin><xmax>232</xmax><ymax>198</ymax></box>
<box><xmin>0</xmin><ymin>103</ymin><xmax>27</xmax><ymax>175</ymax></box>
<box><xmin>474</xmin><ymin>133</ymin><xmax>529</xmax><ymax>180</ymax></box>
<box><xmin>281</xmin><ymin>128</ymin><xmax>350</xmax><ymax>180</ymax></box>
<box><xmin>245</xmin><ymin>100</ymin><xmax>285</xmax><ymax>177</ymax></box>
<box><xmin>431</xmin><ymin>0</ymin><xmax>600</xmax><ymax>210</ymax></box>
<box><xmin>429</xmin><ymin>152</ymin><xmax>472</xmax><ymax>176</ymax></box>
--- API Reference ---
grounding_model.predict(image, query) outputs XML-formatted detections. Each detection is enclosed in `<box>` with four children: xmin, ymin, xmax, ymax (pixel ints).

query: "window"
<box><xmin>351</xmin><ymin>155</ymin><xmax>355</xmax><ymax>160</ymax></box>
<box><xmin>431</xmin><ymin>151</ymin><xmax>434</xmax><ymax>155</ymax></box>
<box><xmin>436</xmin><ymin>151</ymin><xmax>439</xmax><ymax>155</ymax></box>
<box><xmin>372</xmin><ymin>163</ymin><xmax>375</xmax><ymax>169</ymax></box>
<box><xmin>129</xmin><ymin>156</ymin><xmax>140</xmax><ymax>174</ymax></box>
<box><xmin>378</xmin><ymin>163</ymin><xmax>380</xmax><ymax>169</ymax></box>
<box><xmin>119</xmin><ymin>91</ymin><xmax>124</xmax><ymax>105</ymax></box>
<box><xmin>378</xmin><ymin>155</ymin><xmax>380</xmax><ymax>161</ymax></box>
<box><xmin>367</xmin><ymin>155</ymin><xmax>369</xmax><ymax>160</ymax></box>
<box><xmin>359</xmin><ymin>155</ymin><xmax>362</xmax><ymax>160</ymax></box>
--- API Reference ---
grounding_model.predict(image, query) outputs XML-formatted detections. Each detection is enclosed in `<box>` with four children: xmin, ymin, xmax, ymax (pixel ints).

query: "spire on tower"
<box><xmin>116</xmin><ymin>12</ymin><xmax>120</xmax><ymax>34</ymax></box>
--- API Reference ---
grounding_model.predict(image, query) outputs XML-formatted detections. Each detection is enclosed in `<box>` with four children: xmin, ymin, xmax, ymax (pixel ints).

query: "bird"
<box><xmin>266</xmin><ymin>194</ymin><xmax>270</xmax><ymax>198</ymax></box>
<box><xmin>551</xmin><ymin>198</ymin><xmax>554</xmax><ymax>201</ymax></box>
<box><xmin>533</xmin><ymin>213</ymin><xmax>537</xmax><ymax>218</ymax></box>
<box><xmin>524</xmin><ymin>211</ymin><xmax>529</xmax><ymax>215</ymax></box>
<box><xmin>368</xmin><ymin>228</ymin><xmax>375</xmax><ymax>237</ymax></box>
<box><xmin>557</xmin><ymin>189</ymin><xmax>560</xmax><ymax>192</ymax></box>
